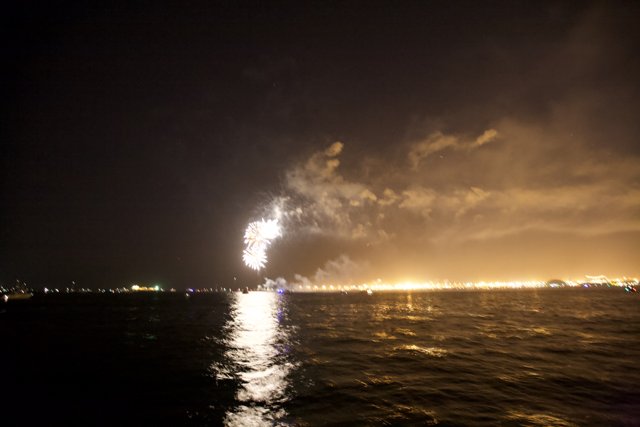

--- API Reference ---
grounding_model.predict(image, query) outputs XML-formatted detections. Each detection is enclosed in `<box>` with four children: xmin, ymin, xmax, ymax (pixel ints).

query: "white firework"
<box><xmin>244</xmin><ymin>222</ymin><xmax>261</xmax><ymax>246</ymax></box>
<box><xmin>244</xmin><ymin>218</ymin><xmax>281</xmax><ymax>247</ymax></box>
<box><xmin>258</xmin><ymin>218</ymin><xmax>281</xmax><ymax>240</ymax></box>
<box><xmin>242</xmin><ymin>217</ymin><xmax>281</xmax><ymax>271</ymax></box>
<box><xmin>242</xmin><ymin>245</ymin><xmax>267</xmax><ymax>271</ymax></box>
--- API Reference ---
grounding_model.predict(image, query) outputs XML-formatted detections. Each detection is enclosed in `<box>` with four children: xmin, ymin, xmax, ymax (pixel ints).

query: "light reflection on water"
<box><xmin>222</xmin><ymin>292</ymin><xmax>292</xmax><ymax>426</ymax></box>
<box><xmin>6</xmin><ymin>289</ymin><xmax>639</xmax><ymax>425</ymax></box>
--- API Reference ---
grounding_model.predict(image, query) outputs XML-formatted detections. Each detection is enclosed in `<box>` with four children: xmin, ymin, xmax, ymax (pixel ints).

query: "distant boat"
<box><xmin>3</xmin><ymin>292</ymin><xmax>33</xmax><ymax>302</ymax></box>
<box><xmin>3</xmin><ymin>280</ymin><xmax>33</xmax><ymax>302</ymax></box>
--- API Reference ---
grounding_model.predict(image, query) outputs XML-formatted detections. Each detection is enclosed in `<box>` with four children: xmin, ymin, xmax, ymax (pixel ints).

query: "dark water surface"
<box><xmin>2</xmin><ymin>289</ymin><xmax>639</xmax><ymax>426</ymax></box>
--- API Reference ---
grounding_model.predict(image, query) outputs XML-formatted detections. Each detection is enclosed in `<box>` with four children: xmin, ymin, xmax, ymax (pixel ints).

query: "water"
<box><xmin>2</xmin><ymin>289</ymin><xmax>639</xmax><ymax>426</ymax></box>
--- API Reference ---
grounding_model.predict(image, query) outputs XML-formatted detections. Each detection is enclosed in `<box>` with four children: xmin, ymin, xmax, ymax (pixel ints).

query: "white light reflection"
<box><xmin>223</xmin><ymin>292</ymin><xmax>292</xmax><ymax>426</ymax></box>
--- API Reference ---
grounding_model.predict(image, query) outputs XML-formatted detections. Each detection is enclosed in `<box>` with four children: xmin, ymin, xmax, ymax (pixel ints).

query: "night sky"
<box><xmin>2</xmin><ymin>1</ymin><xmax>639</xmax><ymax>288</ymax></box>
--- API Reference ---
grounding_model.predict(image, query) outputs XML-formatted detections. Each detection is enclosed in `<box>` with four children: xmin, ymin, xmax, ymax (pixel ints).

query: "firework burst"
<box><xmin>244</xmin><ymin>218</ymin><xmax>280</xmax><ymax>247</ymax></box>
<box><xmin>242</xmin><ymin>217</ymin><xmax>281</xmax><ymax>271</ymax></box>
<box><xmin>242</xmin><ymin>245</ymin><xmax>267</xmax><ymax>271</ymax></box>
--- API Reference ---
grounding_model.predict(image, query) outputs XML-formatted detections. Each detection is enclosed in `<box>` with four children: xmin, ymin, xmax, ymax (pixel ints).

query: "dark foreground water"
<box><xmin>2</xmin><ymin>289</ymin><xmax>639</xmax><ymax>426</ymax></box>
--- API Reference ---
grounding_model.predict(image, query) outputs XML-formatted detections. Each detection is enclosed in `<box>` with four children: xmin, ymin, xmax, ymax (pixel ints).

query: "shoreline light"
<box><xmin>258</xmin><ymin>277</ymin><xmax>638</xmax><ymax>293</ymax></box>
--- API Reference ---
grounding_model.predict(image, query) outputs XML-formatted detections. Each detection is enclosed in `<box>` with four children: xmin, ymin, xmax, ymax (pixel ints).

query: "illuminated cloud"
<box><xmin>264</xmin><ymin>255</ymin><xmax>371</xmax><ymax>288</ymax></box>
<box><xmin>282</xmin><ymin>122</ymin><xmax>640</xmax><ymax>243</ymax></box>
<box><xmin>284</xmin><ymin>141</ymin><xmax>380</xmax><ymax>238</ymax></box>
<box><xmin>474</xmin><ymin>129</ymin><xmax>498</xmax><ymax>147</ymax></box>
<box><xmin>311</xmin><ymin>254</ymin><xmax>371</xmax><ymax>285</ymax></box>
<box><xmin>274</xmin><ymin>108</ymin><xmax>640</xmax><ymax>280</ymax></box>
<box><xmin>265</xmin><ymin>4</ymin><xmax>640</xmax><ymax>281</ymax></box>
<box><xmin>324</xmin><ymin>141</ymin><xmax>344</xmax><ymax>157</ymax></box>
<box><xmin>408</xmin><ymin>129</ymin><xmax>498</xmax><ymax>170</ymax></box>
